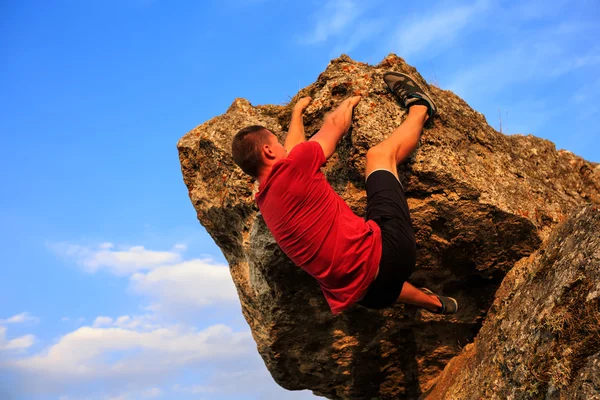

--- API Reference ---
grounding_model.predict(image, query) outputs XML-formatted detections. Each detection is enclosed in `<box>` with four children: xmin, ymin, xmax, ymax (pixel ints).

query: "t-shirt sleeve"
<box><xmin>287</xmin><ymin>141</ymin><xmax>327</xmax><ymax>175</ymax></box>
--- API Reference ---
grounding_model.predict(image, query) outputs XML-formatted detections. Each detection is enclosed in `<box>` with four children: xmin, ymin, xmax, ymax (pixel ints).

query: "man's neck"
<box><xmin>256</xmin><ymin>165</ymin><xmax>273</xmax><ymax>187</ymax></box>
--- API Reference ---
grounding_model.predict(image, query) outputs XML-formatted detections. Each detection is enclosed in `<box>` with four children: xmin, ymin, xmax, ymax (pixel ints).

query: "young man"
<box><xmin>231</xmin><ymin>73</ymin><xmax>458</xmax><ymax>315</ymax></box>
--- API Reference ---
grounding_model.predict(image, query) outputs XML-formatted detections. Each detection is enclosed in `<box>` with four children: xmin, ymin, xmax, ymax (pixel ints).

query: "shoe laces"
<box><xmin>392</xmin><ymin>82</ymin><xmax>409</xmax><ymax>101</ymax></box>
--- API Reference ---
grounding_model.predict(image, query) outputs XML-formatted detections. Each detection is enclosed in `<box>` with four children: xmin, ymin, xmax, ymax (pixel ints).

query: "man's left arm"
<box><xmin>284</xmin><ymin>96</ymin><xmax>312</xmax><ymax>153</ymax></box>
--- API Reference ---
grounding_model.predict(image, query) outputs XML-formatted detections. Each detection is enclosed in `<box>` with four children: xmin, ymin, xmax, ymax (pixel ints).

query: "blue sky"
<box><xmin>0</xmin><ymin>0</ymin><xmax>598</xmax><ymax>399</ymax></box>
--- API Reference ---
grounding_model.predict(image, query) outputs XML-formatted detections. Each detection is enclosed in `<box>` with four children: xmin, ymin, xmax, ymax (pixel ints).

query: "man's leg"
<box><xmin>398</xmin><ymin>281</ymin><xmax>441</xmax><ymax>312</ymax></box>
<box><xmin>364</xmin><ymin>105</ymin><xmax>428</xmax><ymax>180</ymax></box>
<box><xmin>364</xmin><ymin>73</ymin><xmax>457</xmax><ymax>314</ymax></box>
<box><xmin>365</xmin><ymin>109</ymin><xmax>448</xmax><ymax>312</ymax></box>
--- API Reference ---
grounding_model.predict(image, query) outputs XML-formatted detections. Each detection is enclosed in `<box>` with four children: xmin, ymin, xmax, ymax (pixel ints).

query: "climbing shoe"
<box><xmin>383</xmin><ymin>71</ymin><xmax>437</xmax><ymax>119</ymax></box>
<box><xmin>420</xmin><ymin>287</ymin><xmax>458</xmax><ymax>314</ymax></box>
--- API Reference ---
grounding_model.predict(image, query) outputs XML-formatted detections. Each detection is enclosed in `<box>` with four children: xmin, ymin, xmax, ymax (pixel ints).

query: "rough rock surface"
<box><xmin>427</xmin><ymin>204</ymin><xmax>600</xmax><ymax>400</ymax></box>
<box><xmin>177</xmin><ymin>54</ymin><xmax>600</xmax><ymax>399</ymax></box>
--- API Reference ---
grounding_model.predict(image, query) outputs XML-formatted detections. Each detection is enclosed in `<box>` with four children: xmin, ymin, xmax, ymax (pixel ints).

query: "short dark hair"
<box><xmin>231</xmin><ymin>125</ymin><xmax>271</xmax><ymax>178</ymax></box>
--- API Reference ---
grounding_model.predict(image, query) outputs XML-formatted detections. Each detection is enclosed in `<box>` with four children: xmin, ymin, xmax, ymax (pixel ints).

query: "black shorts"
<box><xmin>357</xmin><ymin>170</ymin><xmax>416</xmax><ymax>309</ymax></box>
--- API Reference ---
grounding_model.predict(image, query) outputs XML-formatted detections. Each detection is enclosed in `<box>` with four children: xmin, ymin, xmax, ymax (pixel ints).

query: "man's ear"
<box><xmin>262</xmin><ymin>143</ymin><xmax>276</xmax><ymax>160</ymax></box>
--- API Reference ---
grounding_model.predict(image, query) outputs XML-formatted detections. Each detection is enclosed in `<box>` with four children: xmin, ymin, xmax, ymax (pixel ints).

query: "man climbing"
<box><xmin>231</xmin><ymin>72</ymin><xmax>458</xmax><ymax>315</ymax></box>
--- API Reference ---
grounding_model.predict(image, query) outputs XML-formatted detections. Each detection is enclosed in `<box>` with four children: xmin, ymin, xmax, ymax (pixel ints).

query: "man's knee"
<box><xmin>366</xmin><ymin>144</ymin><xmax>394</xmax><ymax>164</ymax></box>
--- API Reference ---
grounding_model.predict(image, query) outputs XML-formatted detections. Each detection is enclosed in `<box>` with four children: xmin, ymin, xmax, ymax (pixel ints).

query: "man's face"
<box><xmin>266</xmin><ymin>131</ymin><xmax>287</xmax><ymax>161</ymax></box>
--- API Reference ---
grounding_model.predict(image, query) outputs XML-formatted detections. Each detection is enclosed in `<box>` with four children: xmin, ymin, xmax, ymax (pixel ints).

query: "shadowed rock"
<box><xmin>177</xmin><ymin>54</ymin><xmax>600</xmax><ymax>399</ymax></box>
<box><xmin>426</xmin><ymin>204</ymin><xmax>600</xmax><ymax>400</ymax></box>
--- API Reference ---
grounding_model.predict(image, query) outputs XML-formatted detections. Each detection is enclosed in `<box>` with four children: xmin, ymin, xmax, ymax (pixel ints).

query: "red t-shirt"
<box><xmin>255</xmin><ymin>141</ymin><xmax>382</xmax><ymax>314</ymax></box>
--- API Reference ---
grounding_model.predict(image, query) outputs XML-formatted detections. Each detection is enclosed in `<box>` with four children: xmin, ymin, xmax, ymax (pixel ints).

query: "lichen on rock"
<box><xmin>177</xmin><ymin>54</ymin><xmax>600</xmax><ymax>399</ymax></box>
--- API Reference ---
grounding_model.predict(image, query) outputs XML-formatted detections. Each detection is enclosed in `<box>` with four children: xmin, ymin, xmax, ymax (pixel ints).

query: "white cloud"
<box><xmin>301</xmin><ymin>0</ymin><xmax>362</xmax><ymax>44</ymax></box>
<box><xmin>173</xmin><ymin>370</ymin><xmax>317</xmax><ymax>399</ymax></box>
<box><xmin>0</xmin><ymin>326</ymin><xmax>35</xmax><ymax>351</ymax></box>
<box><xmin>141</xmin><ymin>387</ymin><xmax>162</xmax><ymax>398</ymax></box>
<box><xmin>6</xmin><ymin>319</ymin><xmax>254</xmax><ymax>394</ymax></box>
<box><xmin>572</xmin><ymin>75</ymin><xmax>600</xmax><ymax>106</ymax></box>
<box><xmin>447</xmin><ymin>31</ymin><xmax>600</xmax><ymax>101</ymax></box>
<box><xmin>51</xmin><ymin>241</ymin><xmax>237</xmax><ymax>310</ymax></box>
<box><xmin>62</xmin><ymin>317</ymin><xmax>86</xmax><ymax>325</ymax></box>
<box><xmin>299</xmin><ymin>0</ymin><xmax>491</xmax><ymax>61</ymax></box>
<box><xmin>34</xmin><ymin>241</ymin><xmax>261</xmax><ymax>398</ymax></box>
<box><xmin>130</xmin><ymin>259</ymin><xmax>238</xmax><ymax>309</ymax></box>
<box><xmin>330</xmin><ymin>18</ymin><xmax>385</xmax><ymax>57</ymax></box>
<box><xmin>49</xmin><ymin>242</ymin><xmax>184</xmax><ymax>275</ymax></box>
<box><xmin>99</xmin><ymin>242</ymin><xmax>114</xmax><ymax>250</ymax></box>
<box><xmin>172</xmin><ymin>243</ymin><xmax>187</xmax><ymax>251</ymax></box>
<box><xmin>550</xmin><ymin>46</ymin><xmax>600</xmax><ymax>76</ymax></box>
<box><xmin>172</xmin><ymin>383</ymin><xmax>215</xmax><ymax>394</ymax></box>
<box><xmin>58</xmin><ymin>386</ymin><xmax>164</xmax><ymax>400</ymax></box>
<box><xmin>0</xmin><ymin>312</ymin><xmax>39</xmax><ymax>325</ymax></box>
<box><xmin>506</xmin><ymin>0</ymin><xmax>570</xmax><ymax>21</ymax></box>
<box><xmin>391</xmin><ymin>0</ymin><xmax>489</xmax><ymax>59</ymax></box>
<box><xmin>222</xmin><ymin>0</ymin><xmax>271</xmax><ymax>7</ymax></box>
<box><xmin>93</xmin><ymin>314</ymin><xmax>158</xmax><ymax>331</ymax></box>
<box><xmin>92</xmin><ymin>316</ymin><xmax>114</xmax><ymax>328</ymax></box>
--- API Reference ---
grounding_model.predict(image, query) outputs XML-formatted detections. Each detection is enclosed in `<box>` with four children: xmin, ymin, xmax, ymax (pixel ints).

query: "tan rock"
<box><xmin>177</xmin><ymin>54</ymin><xmax>600</xmax><ymax>399</ymax></box>
<box><xmin>426</xmin><ymin>205</ymin><xmax>600</xmax><ymax>400</ymax></box>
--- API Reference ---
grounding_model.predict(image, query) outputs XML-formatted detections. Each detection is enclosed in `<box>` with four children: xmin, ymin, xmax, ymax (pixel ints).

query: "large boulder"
<box><xmin>426</xmin><ymin>204</ymin><xmax>600</xmax><ymax>400</ymax></box>
<box><xmin>177</xmin><ymin>54</ymin><xmax>600</xmax><ymax>399</ymax></box>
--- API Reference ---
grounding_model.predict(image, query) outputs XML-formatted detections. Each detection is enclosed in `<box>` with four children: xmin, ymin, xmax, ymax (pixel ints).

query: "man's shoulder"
<box><xmin>287</xmin><ymin>141</ymin><xmax>326</xmax><ymax>171</ymax></box>
<box><xmin>288</xmin><ymin>140</ymin><xmax>319</xmax><ymax>156</ymax></box>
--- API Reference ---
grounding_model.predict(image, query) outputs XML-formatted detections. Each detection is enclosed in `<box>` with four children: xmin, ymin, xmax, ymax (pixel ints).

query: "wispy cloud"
<box><xmin>0</xmin><ymin>312</ymin><xmax>39</xmax><ymax>325</ymax></box>
<box><xmin>131</xmin><ymin>259</ymin><xmax>237</xmax><ymax>310</ymax></box>
<box><xmin>572</xmin><ymin>76</ymin><xmax>600</xmax><ymax>106</ymax></box>
<box><xmin>172</xmin><ymin>383</ymin><xmax>215</xmax><ymax>395</ymax></box>
<box><xmin>92</xmin><ymin>314</ymin><xmax>160</xmax><ymax>330</ymax></box>
<box><xmin>330</xmin><ymin>18</ymin><xmax>385</xmax><ymax>57</ymax></box>
<box><xmin>300</xmin><ymin>0</ymin><xmax>363</xmax><ymax>44</ymax></box>
<box><xmin>172</xmin><ymin>369</ymin><xmax>316</xmax><ymax>399</ymax></box>
<box><xmin>550</xmin><ymin>46</ymin><xmax>600</xmax><ymax>76</ymax></box>
<box><xmin>300</xmin><ymin>0</ymin><xmax>387</xmax><ymax>60</ymax></box>
<box><xmin>6</xmin><ymin>319</ymin><xmax>253</xmax><ymax>394</ymax></box>
<box><xmin>390</xmin><ymin>0</ymin><xmax>489</xmax><ymax>59</ymax></box>
<box><xmin>224</xmin><ymin>0</ymin><xmax>271</xmax><ymax>7</ymax></box>
<box><xmin>16</xmin><ymin>238</ymin><xmax>303</xmax><ymax>399</ymax></box>
<box><xmin>51</xmin><ymin>239</ymin><xmax>237</xmax><ymax>313</ymax></box>
<box><xmin>447</xmin><ymin>31</ymin><xmax>600</xmax><ymax>101</ymax></box>
<box><xmin>49</xmin><ymin>242</ymin><xmax>184</xmax><ymax>275</ymax></box>
<box><xmin>51</xmin><ymin>240</ymin><xmax>237</xmax><ymax>310</ymax></box>
<box><xmin>58</xmin><ymin>386</ymin><xmax>164</xmax><ymax>400</ymax></box>
<box><xmin>505</xmin><ymin>0</ymin><xmax>571</xmax><ymax>21</ymax></box>
<box><xmin>0</xmin><ymin>326</ymin><xmax>35</xmax><ymax>351</ymax></box>
<box><xmin>61</xmin><ymin>317</ymin><xmax>85</xmax><ymax>324</ymax></box>
<box><xmin>299</xmin><ymin>0</ymin><xmax>491</xmax><ymax>61</ymax></box>
<box><xmin>140</xmin><ymin>387</ymin><xmax>162</xmax><ymax>398</ymax></box>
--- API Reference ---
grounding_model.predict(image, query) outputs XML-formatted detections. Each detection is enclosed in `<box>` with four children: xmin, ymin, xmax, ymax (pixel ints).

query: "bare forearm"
<box><xmin>284</xmin><ymin>109</ymin><xmax>306</xmax><ymax>152</ymax></box>
<box><xmin>310</xmin><ymin>96</ymin><xmax>361</xmax><ymax>159</ymax></box>
<box><xmin>313</xmin><ymin>115</ymin><xmax>347</xmax><ymax>157</ymax></box>
<box><xmin>284</xmin><ymin>96</ymin><xmax>312</xmax><ymax>152</ymax></box>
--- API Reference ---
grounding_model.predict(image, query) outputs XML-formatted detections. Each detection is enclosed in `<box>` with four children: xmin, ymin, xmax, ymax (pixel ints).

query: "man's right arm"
<box><xmin>310</xmin><ymin>96</ymin><xmax>361</xmax><ymax>160</ymax></box>
<box><xmin>284</xmin><ymin>96</ymin><xmax>312</xmax><ymax>153</ymax></box>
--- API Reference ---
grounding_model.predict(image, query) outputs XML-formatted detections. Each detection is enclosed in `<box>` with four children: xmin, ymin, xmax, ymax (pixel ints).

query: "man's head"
<box><xmin>231</xmin><ymin>125</ymin><xmax>287</xmax><ymax>179</ymax></box>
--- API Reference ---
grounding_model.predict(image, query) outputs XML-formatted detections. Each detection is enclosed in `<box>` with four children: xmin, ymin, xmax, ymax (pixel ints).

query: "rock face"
<box><xmin>427</xmin><ymin>205</ymin><xmax>600</xmax><ymax>400</ymax></box>
<box><xmin>177</xmin><ymin>54</ymin><xmax>600</xmax><ymax>399</ymax></box>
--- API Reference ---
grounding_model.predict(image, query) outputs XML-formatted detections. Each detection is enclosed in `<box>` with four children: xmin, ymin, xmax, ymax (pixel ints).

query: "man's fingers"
<box><xmin>294</xmin><ymin>96</ymin><xmax>312</xmax><ymax>110</ymax></box>
<box><xmin>346</xmin><ymin>96</ymin><xmax>362</xmax><ymax>108</ymax></box>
